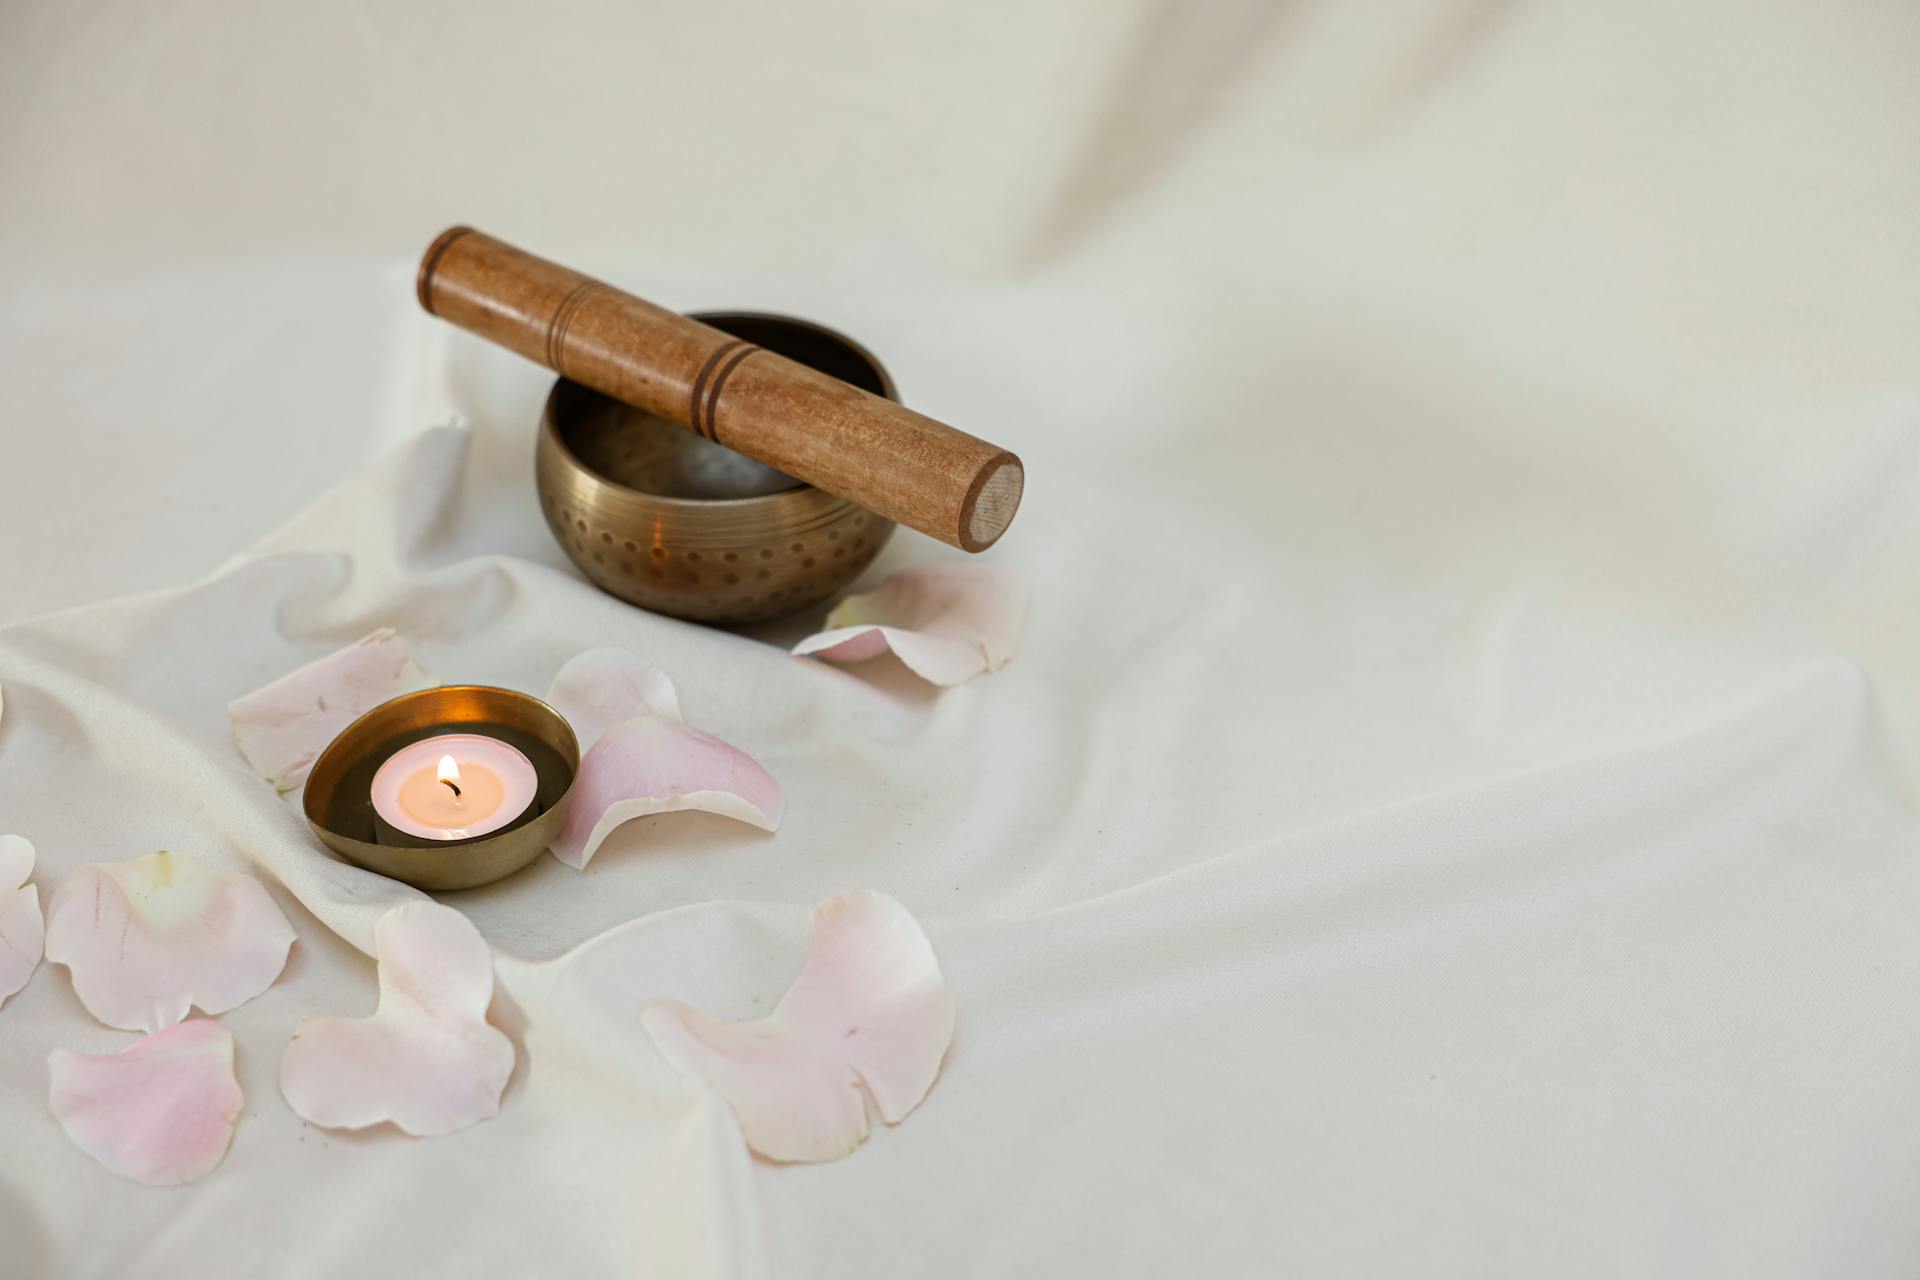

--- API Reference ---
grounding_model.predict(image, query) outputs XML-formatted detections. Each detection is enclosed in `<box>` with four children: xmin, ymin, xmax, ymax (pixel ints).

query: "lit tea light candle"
<box><xmin>369</xmin><ymin>733</ymin><xmax>539</xmax><ymax>841</ymax></box>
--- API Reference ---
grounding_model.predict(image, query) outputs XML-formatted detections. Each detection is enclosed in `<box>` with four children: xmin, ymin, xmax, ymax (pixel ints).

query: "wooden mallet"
<box><xmin>417</xmin><ymin>227</ymin><xmax>1023</xmax><ymax>552</ymax></box>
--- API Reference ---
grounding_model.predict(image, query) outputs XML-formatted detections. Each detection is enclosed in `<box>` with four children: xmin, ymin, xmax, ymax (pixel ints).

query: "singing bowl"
<box><xmin>535</xmin><ymin>312</ymin><xmax>897</xmax><ymax>626</ymax></box>
<box><xmin>303</xmin><ymin>686</ymin><xmax>579</xmax><ymax>892</ymax></box>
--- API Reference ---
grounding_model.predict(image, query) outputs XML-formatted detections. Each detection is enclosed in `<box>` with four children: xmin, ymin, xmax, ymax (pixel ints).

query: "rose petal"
<box><xmin>643</xmin><ymin>891</ymin><xmax>954</xmax><ymax>1162</ymax></box>
<box><xmin>0</xmin><ymin>834</ymin><xmax>43</xmax><ymax>1008</ymax></box>
<box><xmin>538</xmin><ymin>648</ymin><xmax>783</xmax><ymax>870</ymax></box>
<box><xmin>45</xmin><ymin>850</ymin><xmax>297</xmax><ymax>1033</ymax></box>
<box><xmin>551</xmin><ymin>715</ymin><xmax>784</xmax><ymax>870</ymax></box>
<box><xmin>228</xmin><ymin>628</ymin><xmax>429</xmax><ymax>791</ymax></box>
<box><xmin>279</xmin><ymin>901</ymin><xmax>513</xmax><ymax>1137</ymax></box>
<box><xmin>792</xmin><ymin>562</ymin><xmax>1028</xmax><ymax>686</ymax></box>
<box><xmin>48</xmin><ymin>1019</ymin><xmax>243</xmax><ymax>1186</ymax></box>
<box><xmin>544</xmin><ymin>647</ymin><xmax>684</xmax><ymax>745</ymax></box>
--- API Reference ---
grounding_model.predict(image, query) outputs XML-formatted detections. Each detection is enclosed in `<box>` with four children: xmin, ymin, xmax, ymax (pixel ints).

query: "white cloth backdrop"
<box><xmin>4</xmin><ymin>1</ymin><xmax>1920</xmax><ymax>1275</ymax></box>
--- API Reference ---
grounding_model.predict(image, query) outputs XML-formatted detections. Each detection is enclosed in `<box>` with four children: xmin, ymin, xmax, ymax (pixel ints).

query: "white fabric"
<box><xmin>3</xmin><ymin>0</ymin><xmax>1920</xmax><ymax>1275</ymax></box>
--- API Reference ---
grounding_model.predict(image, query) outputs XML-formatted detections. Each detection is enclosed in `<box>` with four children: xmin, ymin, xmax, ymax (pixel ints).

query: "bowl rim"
<box><xmin>540</xmin><ymin>309</ymin><xmax>897</xmax><ymax>513</ymax></box>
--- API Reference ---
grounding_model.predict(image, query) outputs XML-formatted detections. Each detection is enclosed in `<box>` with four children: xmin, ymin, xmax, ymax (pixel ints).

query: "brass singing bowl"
<box><xmin>303</xmin><ymin>686</ymin><xmax>579</xmax><ymax>892</ymax></box>
<box><xmin>535</xmin><ymin>312</ymin><xmax>897</xmax><ymax>626</ymax></box>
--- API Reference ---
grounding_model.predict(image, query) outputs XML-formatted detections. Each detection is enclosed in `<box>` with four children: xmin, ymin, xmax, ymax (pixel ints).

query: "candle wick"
<box><xmin>440</xmin><ymin>779</ymin><xmax>462</xmax><ymax>799</ymax></box>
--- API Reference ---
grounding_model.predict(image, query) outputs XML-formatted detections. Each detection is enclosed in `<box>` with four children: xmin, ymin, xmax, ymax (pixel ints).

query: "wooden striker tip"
<box><xmin>961</xmin><ymin>453</ymin><xmax>1024</xmax><ymax>552</ymax></box>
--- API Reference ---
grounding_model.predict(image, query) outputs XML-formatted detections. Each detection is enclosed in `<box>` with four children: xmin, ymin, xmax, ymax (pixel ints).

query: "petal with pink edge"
<box><xmin>643</xmin><ymin>891</ymin><xmax>954</xmax><ymax>1162</ymax></box>
<box><xmin>0</xmin><ymin>834</ymin><xmax>43</xmax><ymax>1008</ymax></box>
<box><xmin>792</xmin><ymin>562</ymin><xmax>1028</xmax><ymax>686</ymax></box>
<box><xmin>551</xmin><ymin>715</ymin><xmax>784</xmax><ymax>870</ymax></box>
<box><xmin>49</xmin><ymin>1019</ymin><xmax>243</xmax><ymax>1186</ymax></box>
<box><xmin>279</xmin><ymin>901</ymin><xmax>513</xmax><ymax>1137</ymax></box>
<box><xmin>229</xmin><ymin>628</ymin><xmax>429</xmax><ymax>791</ymax></box>
<box><xmin>45</xmin><ymin>850</ymin><xmax>297</xmax><ymax>1033</ymax></box>
<box><xmin>544</xmin><ymin>647</ymin><xmax>684</xmax><ymax>745</ymax></box>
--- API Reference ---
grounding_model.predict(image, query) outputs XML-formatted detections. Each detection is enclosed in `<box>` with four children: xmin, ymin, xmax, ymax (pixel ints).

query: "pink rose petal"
<box><xmin>45</xmin><ymin>850</ymin><xmax>297</xmax><ymax>1033</ymax></box>
<box><xmin>279</xmin><ymin>901</ymin><xmax>513</xmax><ymax>1137</ymax></box>
<box><xmin>48</xmin><ymin>1019</ymin><xmax>243</xmax><ymax>1186</ymax></box>
<box><xmin>229</xmin><ymin>628</ymin><xmax>428</xmax><ymax>791</ymax></box>
<box><xmin>792</xmin><ymin>562</ymin><xmax>1028</xmax><ymax>686</ymax></box>
<box><xmin>643</xmin><ymin>891</ymin><xmax>954</xmax><ymax>1163</ymax></box>
<box><xmin>551</xmin><ymin>715</ymin><xmax>784</xmax><ymax>870</ymax></box>
<box><xmin>544</xmin><ymin>647</ymin><xmax>684</xmax><ymax>744</ymax></box>
<box><xmin>540</xmin><ymin>649</ymin><xmax>783</xmax><ymax>871</ymax></box>
<box><xmin>0</xmin><ymin>834</ymin><xmax>43</xmax><ymax>1009</ymax></box>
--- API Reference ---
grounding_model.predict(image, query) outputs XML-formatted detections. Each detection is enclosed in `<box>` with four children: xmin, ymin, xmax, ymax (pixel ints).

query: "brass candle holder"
<box><xmin>304</xmin><ymin>685</ymin><xmax>579</xmax><ymax>892</ymax></box>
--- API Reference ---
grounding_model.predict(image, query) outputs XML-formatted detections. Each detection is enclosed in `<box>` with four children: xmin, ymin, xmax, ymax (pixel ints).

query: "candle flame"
<box><xmin>437</xmin><ymin>754</ymin><xmax>462</xmax><ymax>799</ymax></box>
